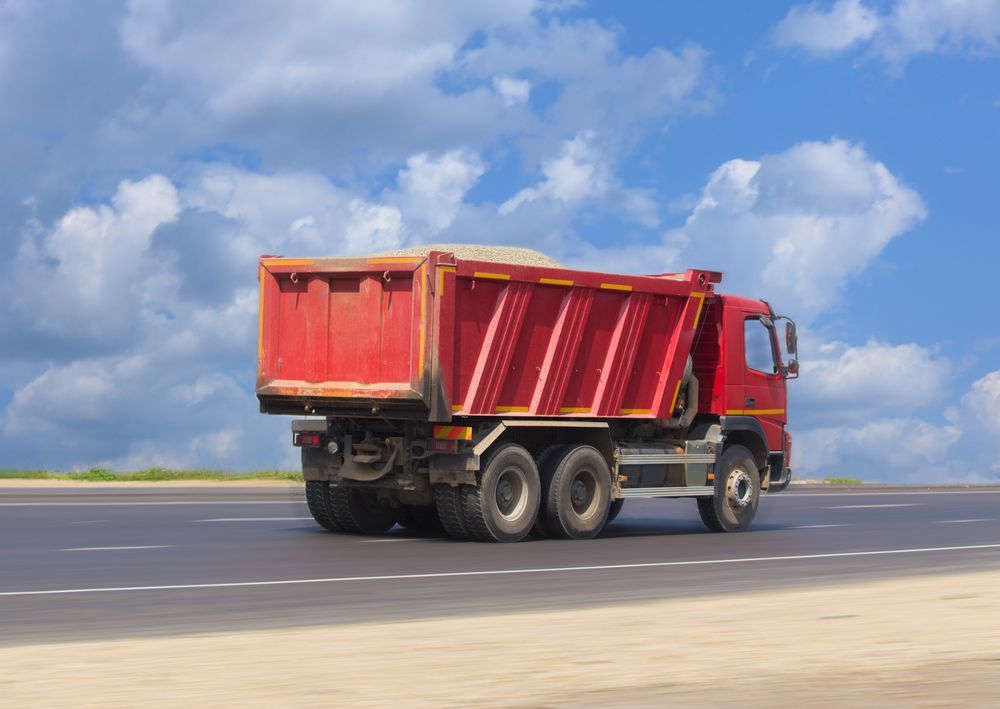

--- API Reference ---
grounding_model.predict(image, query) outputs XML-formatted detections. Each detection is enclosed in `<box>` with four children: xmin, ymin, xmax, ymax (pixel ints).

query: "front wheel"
<box><xmin>697</xmin><ymin>444</ymin><xmax>760</xmax><ymax>533</ymax></box>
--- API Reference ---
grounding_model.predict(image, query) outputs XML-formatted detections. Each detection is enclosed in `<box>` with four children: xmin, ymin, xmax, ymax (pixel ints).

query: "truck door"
<box><xmin>738</xmin><ymin>312</ymin><xmax>786</xmax><ymax>451</ymax></box>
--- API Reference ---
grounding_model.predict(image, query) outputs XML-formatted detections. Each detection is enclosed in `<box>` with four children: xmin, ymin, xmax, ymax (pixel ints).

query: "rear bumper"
<box><xmin>769</xmin><ymin>467</ymin><xmax>792</xmax><ymax>493</ymax></box>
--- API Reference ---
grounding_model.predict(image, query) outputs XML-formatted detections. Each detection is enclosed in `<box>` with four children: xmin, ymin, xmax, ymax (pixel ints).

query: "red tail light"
<box><xmin>293</xmin><ymin>432</ymin><xmax>322</xmax><ymax>447</ymax></box>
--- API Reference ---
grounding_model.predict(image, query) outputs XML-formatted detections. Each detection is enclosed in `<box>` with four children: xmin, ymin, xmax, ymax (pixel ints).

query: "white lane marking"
<box><xmin>934</xmin><ymin>518</ymin><xmax>994</xmax><ymax>524</ymax></box>
<box><xmin>823</xmin><ymin>503</ymin><xmax>922</xmax><ymax>509</ymax></box>
<box><xmin>59</xmin><ymin>545</ymin><xmax>174</xmax><ymax>552</ymax></box>
<box><xmin>4</xmin><ymin>543</ymin><xmax>998</xmax><ymax>597</ymax></box>
<box><xmin>791</xmin><ymin>524</ymin><xmax>849</xmax><ymax>529</ymax></box>
<box><xmin>0</xmin><ymin>500</ymin><xmax>304</xmax><ymax>507</ymax></box>
<box><xmin>69</xmin><ymin>520</ymin><xmax>107</xmax><ymax>524</ymax></box>
<box><xmin>359</xmin><ymin>537</ymin><xmax>421</xmax><ymax>543</ymax></box>
<box><xmin>197</xmin><ymin>517</ymin><xmax>313</xmax><ymax>522</ymax></box>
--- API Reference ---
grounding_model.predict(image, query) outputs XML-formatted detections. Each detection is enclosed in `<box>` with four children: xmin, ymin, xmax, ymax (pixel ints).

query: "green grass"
<box><xmin>821</xmin><ymin>477</ymin><xmax>864</xmax><ymax>485</ymax></box>
<box><xmin>0</xmin><ymin>468</ymin><xmax>303</xmax><ymax>482</ymax></box>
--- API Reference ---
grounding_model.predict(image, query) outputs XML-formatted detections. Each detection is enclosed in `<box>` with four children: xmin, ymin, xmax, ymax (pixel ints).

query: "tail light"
<box><xmin>293</xmin><ymin>432</ymin><xmax>322</xmax><ymax>447</ymax></box>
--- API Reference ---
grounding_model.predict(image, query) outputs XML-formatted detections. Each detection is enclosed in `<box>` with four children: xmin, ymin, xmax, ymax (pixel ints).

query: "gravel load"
<box><xmin>370</xmin><ymin>243</ymin><xmax>563</xmax><ymax>268</ymax></box>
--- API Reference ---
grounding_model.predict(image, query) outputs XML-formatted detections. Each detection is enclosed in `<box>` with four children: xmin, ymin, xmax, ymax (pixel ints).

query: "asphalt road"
<box><xmin>1</xmin><ymin>486</ymin><xmax>999</xmax><ymax>646</ymax></box>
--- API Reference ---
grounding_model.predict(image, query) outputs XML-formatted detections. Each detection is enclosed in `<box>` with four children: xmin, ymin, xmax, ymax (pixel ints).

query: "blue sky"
<box><xmin>0</xmin><ymin>0</ymin><xmax>998</xmax><ymax>481</ymax></box>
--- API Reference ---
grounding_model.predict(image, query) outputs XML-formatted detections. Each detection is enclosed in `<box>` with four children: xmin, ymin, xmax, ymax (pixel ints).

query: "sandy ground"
<box><xmin>2</xmin><ymin>570</ymin><xmax>997</xmax><ymax>708</ymax></box>
<box><xmin>0</xmin><ymin>479</ymin><xmax>301</xmax><ymax>488</ymax></box>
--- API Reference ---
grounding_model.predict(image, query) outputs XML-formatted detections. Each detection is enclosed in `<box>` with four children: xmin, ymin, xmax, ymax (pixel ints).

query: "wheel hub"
<box><xmin>727</xmin><ymin>469</ymin><xmax>753</xmax><ymax>508</ymax></box>
<box><xmin>497</xmin><ymin>479</ymin><xmax>514</xmax><ymax>509</ymax></box>
<box><xmin>571</xmin><ymin>479</ymin><xmax>588</xmax><ymax>508</ymax></box>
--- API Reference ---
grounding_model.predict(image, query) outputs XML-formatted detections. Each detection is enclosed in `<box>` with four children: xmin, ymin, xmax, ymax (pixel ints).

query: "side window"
<box><xmin>745</xmin><ymin>318</ymin><xmax>777</xmax><ymax>375</ymax></box>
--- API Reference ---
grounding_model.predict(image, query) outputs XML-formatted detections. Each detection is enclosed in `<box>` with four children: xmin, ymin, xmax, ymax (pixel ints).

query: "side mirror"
<box><xmin>783</xmin><ymin>359</ymin><xmax>799</xmax><ymax>379</ymax></box>
<box><xmin>785</xmin><ymin>320</ymin><xmax>798</xmax><ymax>356</ymax></box>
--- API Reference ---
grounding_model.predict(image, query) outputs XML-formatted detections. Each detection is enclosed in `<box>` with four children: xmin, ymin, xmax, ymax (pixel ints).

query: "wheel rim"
<box><xmin>569</xmin><ymin>468</ymin><xmax>599</xmax><ymax>519</ymax></box>
<box><xmin>495</xmin><ymin>466</ymin><xmax>529</xmax><ymax>521</ymax></box>
<box><xmin>727</xmin><ymin>468</ymin><xmax>753</xmax><ymax>509</ymax></box>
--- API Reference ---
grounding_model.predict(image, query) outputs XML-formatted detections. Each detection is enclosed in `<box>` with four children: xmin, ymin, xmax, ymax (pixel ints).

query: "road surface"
<box><xmin>1</xmin><ymin>486</ymin><xmax>998</xmax><ymax>645</ymax></box>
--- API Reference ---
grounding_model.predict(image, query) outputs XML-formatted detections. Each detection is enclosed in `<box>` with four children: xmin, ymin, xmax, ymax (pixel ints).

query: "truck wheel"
<box><xmin>397</xmin><ymin>505</ymin><xmax>445</xmax><ymax>535</ymax></box>
<box><xmin>434</xmin><ymin>484</ymin><xmax>470</xmax><ymax>540</ymax></box>
<box><xmin>697</xmin><ymin>444</ymin><xmax>760</xmax><ymax>533</ymax></box>
<box><xmin>305</xmin><ymin>481</ymin><xmax>342</xmax><ymax>531</ymax></box>
<box><xmin>461</xmin><ymin>443</ymin><xmax>540</xmax><ymax>543</ymax></box>
<box><xmin>531</xmin><ymin>445</ymin><xmax>567</xmax><ymax>538</ymax></box>
<box><xmin>606</xmin><ymin>498</ymin><xmax>625</xmax><ymax>524</ymax></box>
<box><xmin>328</xmin><ymin>486</ymin><xmax>397</xmax><ymax>534</ymax></box>
<box><xmin>543</xmin><ymin>445</ymin><xmax>612</xmax><ymax>540</ymax></box>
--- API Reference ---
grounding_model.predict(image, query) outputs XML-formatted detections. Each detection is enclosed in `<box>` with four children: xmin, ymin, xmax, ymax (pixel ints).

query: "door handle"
<box><xmin>745</xmin><ymin>397</ymin><xmax>756</xmax><ymax>408</ymax></box>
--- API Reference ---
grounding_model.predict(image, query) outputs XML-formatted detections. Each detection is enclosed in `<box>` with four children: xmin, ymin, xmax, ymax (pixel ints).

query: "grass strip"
<box><xmin>0</xmin><ymin>468</ymin><xmax>303</xmax><ymax>482</ymax></box>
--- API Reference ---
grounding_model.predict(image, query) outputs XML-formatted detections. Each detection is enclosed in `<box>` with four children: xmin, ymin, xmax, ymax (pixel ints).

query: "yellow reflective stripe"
<box><xmin>668</xmin><ymin>380</ymin><xmax>683</xmax><ymax>413</ymax></box>
<box><xmin>618</xmin><ymin>408</ymin><xmax>652</xmax><ymax>415</ymax></box>
<box><xmin>726</xmin><ymin>409</ymin><xmax>786</xmax><ymax>416</ymax></box>
<box><xmin>539</xmin><ymin>277</ymin><xmax>574</xmax><ymax>286</ymax></box>
<box><xmin>257</xmin><ymin>265</ymin><xmax>265</xmax><ymax>365</ymax></box>
<box><xmin>451</xmin><ymin>403</ymin><xmax>464</xmax><ymax>412</ymax></box>
<box><xmin>691</xmin><ymin>291</ymin><xmax>706</xmax><ymax>329</ymax></box>
<box><xmin>600</xmin><ymin>283</ymin><xmax>632</xmax><ymax>291</ymax></box>
<box><xmin>418</xmin><ymin>263</ymin><xmax>427</xmax><ymax>374</ymax></box>
<box><xmin>558</xmin><ymin>406</ymin><xmax>590</xmax><ymax>414</ymax></box>
<box><xmin>367</xmin><ymin>257</ymin><xmax>423</xmax><ymax>264</ymax></box>
<box><xmin>261</xmin><ymin>258</ymin><xmax>314</xmax><ymax>267</ymax></box>
<box><xmin>438</xmin><ymin>264</ymin><xmax>456</xmax><ymax>291</ymax></box>
<box><xmin>474</xmin><ymin>271</ymin><xmax>511</xmax><ymax>280</ymax></box>
<box><xmin>495</xmin><ymin>405</ymin><xmax>529</xmax><ymax>413</ymax></box>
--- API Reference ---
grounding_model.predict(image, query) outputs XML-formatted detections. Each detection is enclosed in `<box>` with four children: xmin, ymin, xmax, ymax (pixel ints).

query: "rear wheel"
<box><xmin>434</xmin><ymin>484</ymin><xmax>470</xmax><ymax>540</ymax></box>
<box><xmin>606</xmin><ymin>498</ymin><xmax>625</xmax><ymax>524</ymax></box>
<box><xmin>697</xmin><ymin>444</ymin><xmax>760</xmax><ymax>533</ymax></box>
<box><xmin>531</xmin><ymin>445</ymin><xmax>567</xmax><ymax>538</ymax></box>
<box><xmin>543</xmin><ymin>445</ymin><xmax>612</xmax><ymax>540</ymax></box>
<box><xmin>461</xmin><ymin>443</ymin><xmax>540</xmax><ymax>542</ymax></box>
<box><xmin>397</xmin><ymin>504</ymin><xmax>446</xmax><ymax>535</ymax></box>
<box><xmin>328</xmin><ymin>486</ymin><xmax>397</xmax><ymax>534</ymax></box>
<box><xmin>305</xmin><ymin>480</ymin><xmax>341</xmax><ymax>531</ymax></box>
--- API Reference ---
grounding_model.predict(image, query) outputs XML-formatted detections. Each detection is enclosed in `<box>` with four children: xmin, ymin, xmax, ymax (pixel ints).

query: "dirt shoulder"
<box><xmin>2</xmin><ymin>569</ymin><xmax>997</xmax><ymax>707</ymax></box>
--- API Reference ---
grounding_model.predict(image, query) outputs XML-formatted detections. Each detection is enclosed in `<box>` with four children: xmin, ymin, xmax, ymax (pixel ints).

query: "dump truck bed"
<box><xmin>257</xmin><ymin>251</ymin><xmax>718</xmax><ymax>421</ymax></box>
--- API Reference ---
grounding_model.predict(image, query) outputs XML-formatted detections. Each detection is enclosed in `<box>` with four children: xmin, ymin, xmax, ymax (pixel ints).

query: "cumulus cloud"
<box><xmin>794</xmin><ymin>337</ymin><xmax>952</xmax><ymax>427</ymax></box>
<box><xmin>774</xmin><ymin>0</ymin><xmax>880</xmax><ymax>54</ymax></box>
<box><xmin>774</xmin><ymin>0</ymin><xmax>1000</xmax><ymax>67</ymax></box>
<box><xmin>492</xmin><ymin>76</ymin><xmax>531</xmax><ymax>106</ymax></box>
<box><xmin>499</xmin><ymin>131</ymin><xmax>659</xmax><ymax>228</ymax></box>
<box><xmin>672</xmin><ymin>139</ymin><xmax>926</xmax><ymax>319</ymax></box>
<box><xmin>391</xmin><ymin>150</ymin><xmax>485</xmax><ymax>231</ymax></box>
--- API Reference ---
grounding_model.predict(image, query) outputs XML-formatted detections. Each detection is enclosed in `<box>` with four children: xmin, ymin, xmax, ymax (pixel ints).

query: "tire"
<box><xmin>434</xmin><ymin>484</ymin><xmax>470</xmax><ymax>540</ymax></box>
<box><xmin>327</xmin><ymin>486</ymin><xmax>397</xmax><ymax>534</ymax></box>
<box><xmin>543</xmin><ymin>445</ymin><xmax>612</xmax><ymax>540</ymax></box>
<box><xmin>531</xmin><ymin>445</ymin><xmax>567</xmax><ymax>538</ymax></box>
<box><xmin>697</xmin><ymin>444</ymin><xmax>760</xmax><ymax>533</ymax></box>
<box><xmin>461</xmin><ymin>443</ymin><xmax>541</xmax><ymax>542</ymax></box>
<box><xmin>397</xmin><ymin>504</ymin><xmax>446</xmax><ymax>535</ymax></box>
<box><xmin>305</xmin><ymin>480</ymin><xmax>342</xmax><ymax>531</ymax></box>
<box><xmin>606</xmin><ymin>498</ymin><xmax>625</xmax><ymax>524</ymax></box>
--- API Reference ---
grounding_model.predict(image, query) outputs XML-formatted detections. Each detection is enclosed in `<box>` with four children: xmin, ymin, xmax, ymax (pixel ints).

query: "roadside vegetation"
<box><xmin>821</xmin><ymin>477</ymin><xmax>865</xmax><ymax>484</ymax></box>
<box><xmin>0</xmin><ymin>468</ymin><xmax>303</xmax><ymax>482</ymax></box>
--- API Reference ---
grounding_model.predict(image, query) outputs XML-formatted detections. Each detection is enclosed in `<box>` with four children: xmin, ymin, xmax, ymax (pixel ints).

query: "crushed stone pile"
<box><xmin>371</xmin><ymin>243</ymin><xmax>562</xmax><ymax>268</ymax></box>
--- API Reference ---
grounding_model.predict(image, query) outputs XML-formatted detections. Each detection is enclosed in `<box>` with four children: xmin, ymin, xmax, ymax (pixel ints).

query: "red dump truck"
<box><xmin>257</xmin><ymin>248</ymin><xmax>798</xmax><ymax>542</ymax></box>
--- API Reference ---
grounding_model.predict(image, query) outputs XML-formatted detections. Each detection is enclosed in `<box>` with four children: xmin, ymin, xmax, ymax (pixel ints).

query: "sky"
<box><xmin>0</xmin><ymin>0</ymin><xmax>998</xmax><ymax>482</ymax></box>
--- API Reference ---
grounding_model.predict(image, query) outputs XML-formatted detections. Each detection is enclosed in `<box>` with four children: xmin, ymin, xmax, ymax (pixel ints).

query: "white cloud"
<box><xmin>392</xmin><ymin>150</ymin><xmax>485</xmax><ymax>231</ymax></box>
<box><xmin>794</xmin><ymin>418</ymin><xmax>962</xmax><ymax>481</ymax></box>
<box><xmin>497</xmin><ymin>131</ymin><xmax>658</xmax><ymax>227</ymax></box>
<box><xmin>774</xmin><ymin>0</ymin><xmax>880</xmax><ymax>54</ymax></box>
<box><xmin>774</xmin><ymin>0</ymin><xmax>1000</xmax><ymax>67</ymax></box>
<box><xmin>492</xmin><ymin>75</ymin><xmax>531</xmax><ymax>106</ymax></box>
<box><xmin>668</xmin><ymin>139</ymin><xmax>926</xmax><ymax>320</ymax></box>
<box><xmin>794</xmin><ymin>337</ymin><xmax>951</xmax><ymax>426</ymax></box>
